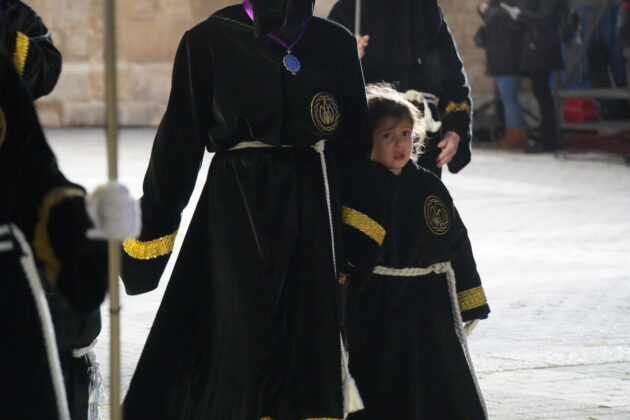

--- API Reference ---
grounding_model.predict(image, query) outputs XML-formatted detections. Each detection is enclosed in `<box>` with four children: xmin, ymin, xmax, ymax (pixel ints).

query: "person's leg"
<box><xmin>529</xmin><ymin>71</ymin><xmax>561</xmax><ymax>152</ymax></box>
<box><xmin>494</xmin><ymin>75</ymin><xmax>525</xmax><ymax>129</ymax></box>
<box><xmin>490</xmin><ymin>75</ymin><xmax>528</xmax><ymax>149</ymax></box>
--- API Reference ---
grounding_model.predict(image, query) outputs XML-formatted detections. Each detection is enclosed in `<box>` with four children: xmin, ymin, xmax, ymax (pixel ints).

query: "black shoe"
<box><xmin>525</xmin><ymin>142</ymin><xmax>562</xmax><ymax>154</ymax></box>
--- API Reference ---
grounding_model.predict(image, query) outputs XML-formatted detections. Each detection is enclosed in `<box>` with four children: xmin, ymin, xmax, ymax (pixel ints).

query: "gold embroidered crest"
<box><xmin>0</xmin><ymin>107</ymin><xmax>6</xmax><ymax>150</ymax></box>
<box><xmin>310</xmin><ymin>92</ymin><xmax>340</xmax><ymax>134</ymax></box>
<box><xmin>424</xmin><ymin>195</ymin><xmax>450</xmax><ymax>236</ymax></box>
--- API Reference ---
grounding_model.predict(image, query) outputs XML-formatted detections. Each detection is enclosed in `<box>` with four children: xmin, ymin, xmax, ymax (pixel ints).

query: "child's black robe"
<box><xmin>344</xmin><ymin>161</ymin><xmax>490</xmax><ymax>420</ymax></box>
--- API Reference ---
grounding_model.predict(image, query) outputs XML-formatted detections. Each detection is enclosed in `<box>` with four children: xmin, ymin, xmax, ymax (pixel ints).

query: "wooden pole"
<box><xmin>104</xmin><ymin>0</ymin><xmax>122</xmax><ymax>418</ymax></box>
<box><xmin>354</xmin><ymin>0</ymin><xmax>361</xmax><ymax>35</ymax></box>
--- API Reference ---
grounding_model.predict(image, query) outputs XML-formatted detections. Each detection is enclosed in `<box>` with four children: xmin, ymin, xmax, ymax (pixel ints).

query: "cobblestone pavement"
<box><xmin>46</xmin><ymin>128</ymin><xmax>630</xmax><ymax>419</ymax></box>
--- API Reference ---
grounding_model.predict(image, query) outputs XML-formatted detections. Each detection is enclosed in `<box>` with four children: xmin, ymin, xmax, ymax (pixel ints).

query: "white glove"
<box><xmin>85</xmin><ymin>181</ymin><xmax>141</xmax><ymax>241</ymax></box>
<box><xmin>500</xmin><ymin>2</ymin><xmax>521</xmax><ymax>20</ymax></box>
<box><xmin>463</xmin><ymin>319</ymin><xmax>480</xmax><ymax>336</ymax></box>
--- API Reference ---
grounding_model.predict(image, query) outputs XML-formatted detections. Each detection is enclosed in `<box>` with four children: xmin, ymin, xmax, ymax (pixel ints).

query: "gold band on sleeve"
<box><xmin>13</xmin><ymin>32</ymin><xmax>30</xmax><ymax>76</ymax></box>
<box><xmin>444</xmin><ymin>101</ymin><xmax>471</xmax><ymax>116</ymax></box>
<box><xmin>33</xmin><ymin>187</ymin><xmax>85</xmax><ymax>288</ymax></box>
<box><xmin>123</xmin><ymin>230</ymin><xmax>178</xmax><ymax>260</ymax></box>
<box><xmin>457</xmin><ymin>286</ymin><xmax>488</xmax><ymax>312</ymax></box>
<box><xmin>342</xmin><ymin>206</ymin><xmax>386</xmax><ymax>246</ymax></box>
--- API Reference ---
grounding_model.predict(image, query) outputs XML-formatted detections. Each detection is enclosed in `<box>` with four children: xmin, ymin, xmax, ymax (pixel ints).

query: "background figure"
<box><xmin>475</xmin><ymin>0</ymin><xmax>527</xmax><ymax>150</ymax></box>
<box><xmin>0</xmin><ymin>0</ymin><xmax>61</xmax><ymax>99</ymax></box>
<box><xmin>500</xmin><ymin>0</ymin><xmax>567</xmax><ymax>153</ymax></box>
<box><xmin>0</xmin><ymin>51</ymin><xmax>138</xmax><ymax>420</ymax></box>
<box><xmin>328</xmin><ymin>0</ymin><xmax>473</xmax><ymax>177</ymax></box>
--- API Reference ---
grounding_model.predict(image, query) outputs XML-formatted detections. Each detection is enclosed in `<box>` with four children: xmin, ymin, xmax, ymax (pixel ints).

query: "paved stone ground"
<box><xmin>46</xmin><ymin>128</ymin><xmax>630</xmax><ymax>420</ymax></box>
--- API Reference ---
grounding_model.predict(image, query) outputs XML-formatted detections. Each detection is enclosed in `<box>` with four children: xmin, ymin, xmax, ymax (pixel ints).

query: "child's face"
<box><xmin>371</xmin><ymin>116</ymin><xmax>413</xmax><ymax>175</ymax></box>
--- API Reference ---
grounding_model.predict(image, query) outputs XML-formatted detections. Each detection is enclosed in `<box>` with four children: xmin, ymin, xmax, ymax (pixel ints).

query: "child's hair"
<box><xmin>365</xmin><ymin>83</ymin><xmax>426</xmax><ymax>158</ymax></box>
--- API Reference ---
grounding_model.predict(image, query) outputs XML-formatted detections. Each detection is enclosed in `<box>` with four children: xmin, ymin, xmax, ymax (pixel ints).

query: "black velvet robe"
<box><xmin>327</xmin><ymin>0</ymin><xmax>473</xmax><ymax>176</ymax></box>
<box><xmin>344</xmin><ymin>161</ymin><xmax>490</xmax><ymax>420</ymax></box>
<box><xmin>121</xmin><ymin>5</ymin><xmax>371</xmax><ymax>419</ymax></box>
<box><xmin>0</xmin><ymin>52</ymin><xmax>106</xmax><ymax>420</ymax></box>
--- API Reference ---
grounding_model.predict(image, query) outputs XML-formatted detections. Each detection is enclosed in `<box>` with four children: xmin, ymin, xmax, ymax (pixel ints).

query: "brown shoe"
<box><xmin>490</xmin><ymin>128</ymin><xmax>528</xmax><ymax>150</ymax></box>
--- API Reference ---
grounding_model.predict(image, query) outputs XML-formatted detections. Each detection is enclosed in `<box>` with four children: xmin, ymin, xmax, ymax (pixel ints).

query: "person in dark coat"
<box><xmin>120</xmin><ymin>1</ymin><xmax>372</xmax><ymax>418</ymax></box>
<box><xmin>0</xmin><ymin>0</ymin><xmax>61</xmax><ymax>99</ymax></box>
<box><xmin>0</xmin><ymin>51</ymin><xmax>138</xmax><ymax>420</ymax></box>
<box><xmin>475</xmin><ymin>0</ymin><xmax>528</xmax><ymax>150</ymax></box>
<box><xmin>328</xmin><ymin>0</ymin><xmax>473</xmax><ymax>177</ymax></box>
<box><xmin>500</xmin><ymin>0</ymin><xmax>567</xmax><ymax>152</ymax></box>
<box><xmin>341</xmin><ymin>83</ymin><xmax>489</xmax><ymax>420</ymax></box>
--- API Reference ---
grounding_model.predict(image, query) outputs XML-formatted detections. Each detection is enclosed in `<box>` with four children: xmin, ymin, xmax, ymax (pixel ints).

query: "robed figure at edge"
<box><xmin>120</xmin><ymin>1</ymin><xmax>373</xmax><ymax>419</ymax></box>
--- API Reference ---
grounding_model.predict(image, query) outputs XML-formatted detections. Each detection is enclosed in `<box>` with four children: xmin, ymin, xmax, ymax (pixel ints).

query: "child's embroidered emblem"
<box><xmin>310</xmin><ymin>92</ymin><xmax>340</xmax><ymax>134</ymax></box>
<box><xmin>0</xmin><ymin>107</ymin><xmax>6</xmax><ymax>150</ymax></box>
<box><xmin>424</xmin><ymin>195</ymin><xmax>450</xmax><ymax>235</ymax></box>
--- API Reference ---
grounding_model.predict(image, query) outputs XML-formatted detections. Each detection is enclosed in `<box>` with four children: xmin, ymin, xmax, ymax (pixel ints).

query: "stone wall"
<box><xmin>29</xmin><ymin>0</ymin><xmax>509</xmax><ymax>126</ymax></box>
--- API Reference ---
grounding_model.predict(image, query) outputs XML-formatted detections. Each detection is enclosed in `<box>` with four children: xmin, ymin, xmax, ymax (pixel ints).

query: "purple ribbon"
<box><xmin>242</xmin><ymin>0</ymin><xmax>309</xmax><ymax>51</ymax></box>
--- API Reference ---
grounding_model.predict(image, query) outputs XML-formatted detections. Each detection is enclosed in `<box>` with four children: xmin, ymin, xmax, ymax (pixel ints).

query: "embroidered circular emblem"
<box><xmin>310</xmin><ymin>92</ymin><xmax>340</xmax><ymax>134</ymax></box>
<box><xmin>424</xmin><ymin>195</ymin><xmax>450</xmax><ymax>236</ymax></box>
<box><xmin>0</xmin><ymin>107</ymin><xmax>6</xmax><ymax>150</ymax></box>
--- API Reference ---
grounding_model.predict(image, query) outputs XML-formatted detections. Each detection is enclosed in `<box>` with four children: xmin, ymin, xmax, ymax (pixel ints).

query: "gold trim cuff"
<box><xmin>13</xmin><ymin>32</ymin><xmax>30</xmax><ymax>76</ymax></box>
<box><xmin>458</xmin><ymin>286</ymin><xmax>488</xmax><ymax>312</ymax></box>
<box><xmin>342</xmin><ymin>206</ymin><xmax>386</xmax><ymax>246</ymax></box>
<box><xmin>123</xmin><ymin>230</ymin><xmax>178</xmax><ymax>260</ymax></box>
<box><xmin>33</xmin><ymin>187</ymin><xmax>85</xmax><ymax>288</ymax></box>
<box><xmin>444</xmin><ymin>101</ymin><xmax>471</xmax><ymax>116</ymax></box>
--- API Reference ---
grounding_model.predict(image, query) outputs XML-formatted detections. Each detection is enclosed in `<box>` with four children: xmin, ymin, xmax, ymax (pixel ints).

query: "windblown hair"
<box><xmin>365</xmin><ymin>83</ymin><xmax>426</xmax><ymax>157</ymax></box>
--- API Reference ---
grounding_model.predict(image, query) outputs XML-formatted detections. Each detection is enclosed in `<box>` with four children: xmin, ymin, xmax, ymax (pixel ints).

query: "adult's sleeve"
<box><xmin>1</xmin><ymin>54</ymin><xmax>106</xmax><ymax>312</ymax></box>
<box><xmin>421</xmin><ymin>4</ymin><xmax>472</xmax><ymax>173</ymax></box>
<box><xmin>121</xmin><ymin>31</ymin><xmax>209</xmax><ymax>295</ymax></box>
<box><xmin>0</xmin><ymin>2</ymin><xmax>61</xmax><ymax>99</ymax></box>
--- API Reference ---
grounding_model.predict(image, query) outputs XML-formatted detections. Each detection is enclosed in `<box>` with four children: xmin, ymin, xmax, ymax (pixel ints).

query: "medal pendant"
<box><xmin>282</xmin><ymin>52</ymin><xmax>301</xmax><ymax>75</ymax></box>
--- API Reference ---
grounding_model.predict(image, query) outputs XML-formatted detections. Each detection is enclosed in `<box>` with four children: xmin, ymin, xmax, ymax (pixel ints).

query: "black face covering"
<box><xmin>248</xmin><ymin>0</ymin><xmax>315</xmax><ymax>40</ymax></box>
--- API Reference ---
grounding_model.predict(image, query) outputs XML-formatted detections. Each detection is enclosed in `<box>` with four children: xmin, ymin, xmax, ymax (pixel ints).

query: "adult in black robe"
<box><xmin>120</xmin><ymin>1</ymin><xmax>371</xmax><ymax>419</ymax></box>
<box><xmin>343</xmin><ymin>161</ymin><xmax>490</xmax><ymax>420</ymax></box>
<box><xmin>328</xmin><ymin>0</ymin><xmax>472</xmax><ymax>177</ymax></box>
<box><xmin>0</xmin><ymin>52</ymin><xmax>106</xmax><ymax>420</ymax></box>
<box><xmin>0</xmin><ymin>0</ymin><xmax>61</xmax><ymax>99</ymax></box>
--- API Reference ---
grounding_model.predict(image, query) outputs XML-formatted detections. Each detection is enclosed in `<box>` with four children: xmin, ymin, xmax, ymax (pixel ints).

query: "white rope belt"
<box><xmin>226</xmin><ymin>140</ymin><xmax>363</xmax><ymax>415</ymax></box>
<box><xmin>373</xmin><ymin>262</ymin><xmax>450</xmax><ymax>277</ymax></box>
<box><xmin>0</xmin><ymin>224</ymin><xmax>13</xmax><ymax>253</ymax></box>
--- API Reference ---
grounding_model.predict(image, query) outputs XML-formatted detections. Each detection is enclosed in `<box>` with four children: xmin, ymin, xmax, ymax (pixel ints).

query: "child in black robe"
<box><xmin>341</xmin><ymin>84</ymin><xmax>490</xmax><ymax>420</ymax></box>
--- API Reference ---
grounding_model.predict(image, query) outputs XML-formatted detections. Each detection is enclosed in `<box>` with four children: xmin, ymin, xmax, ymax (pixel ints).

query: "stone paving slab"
<box><xmin>45</xmin><ymin>128</ymin><xmax>630</xmax><ymax>419</ymax></box>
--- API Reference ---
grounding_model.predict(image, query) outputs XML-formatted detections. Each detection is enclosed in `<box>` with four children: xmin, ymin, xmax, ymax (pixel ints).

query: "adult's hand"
<box><xmin>500</xmin><ymin>2</ymin><xmax>521</xmax><ymax>20</ymax></box>
<box><xmin>436</xmin><ymin>131</ymin><xmax>461</xmax><ymax>168</ymax></box>
<box><xmin>354</xmin><ymin>34</ymin><xmax>369</xmax><ymax>59</ymax></box>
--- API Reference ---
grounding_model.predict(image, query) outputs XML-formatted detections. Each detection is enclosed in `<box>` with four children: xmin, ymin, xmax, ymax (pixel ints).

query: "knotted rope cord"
<box><xmin>9</xmin><ymin>224</ymin><xmax>71</xmax><ymax>420</ymax></box>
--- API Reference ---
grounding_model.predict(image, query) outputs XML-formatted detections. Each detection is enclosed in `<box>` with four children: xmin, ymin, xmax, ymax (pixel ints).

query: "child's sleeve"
<box><xmin>339</xmin><ymin>164</ymin><xmax>388</xmax><ymax>281</ymax></box>
<box><xmin>449</xmin><ymin>205</ymin><xmax>490</xmax><ymax>322</ymax></box>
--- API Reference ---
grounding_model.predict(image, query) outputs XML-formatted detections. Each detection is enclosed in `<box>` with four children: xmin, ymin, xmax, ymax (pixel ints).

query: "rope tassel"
<box><xmin>340</xmin><ymin>335</ymin><xmax>364</xmax><ymax>416</ymax></box>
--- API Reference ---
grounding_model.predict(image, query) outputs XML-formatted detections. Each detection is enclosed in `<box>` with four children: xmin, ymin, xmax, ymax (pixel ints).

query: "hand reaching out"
<box><xmin>354</xmin><ymin>34</ymin><xmax>370</xmax><ymax>59</ymax></box>
<box><xmin>436</xmin><ymin>131</ymin><xmax>461</xmax><ymax>168</ymax></box>
<box><xmin>500</xmin><ymin>2</ymin><xmax>521</xmax><ymax>20</ymax></box>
